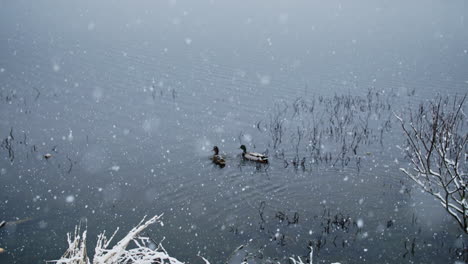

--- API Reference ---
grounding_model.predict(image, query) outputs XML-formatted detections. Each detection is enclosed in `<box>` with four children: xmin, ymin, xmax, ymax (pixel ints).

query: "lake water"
<box><xmin>1</xmin><ymin>1</ymin><xmax>467</xmax><ymax>263</ymax></box>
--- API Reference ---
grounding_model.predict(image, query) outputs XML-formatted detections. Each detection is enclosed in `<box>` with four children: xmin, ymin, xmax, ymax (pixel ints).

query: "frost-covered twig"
<box><xmin>47</xmin><ymin>225</ymin><xmax>89</xmax><ymax>264</ymax></box>
<box><xmin>289</xmin><ymin>247</ymin><xmax>341</xmax><ymax>264</ymax></box>
<box><xmin>50</xmin><ymin>214</ymin><xmax>344</xmax><ymax>264</ymax></box>
<box><xmin>289</xmin><ymin>246</ymin><xmax>313</xmax><ymax>264</ymax></box>
<box><xmin>49</xmin><ymin>214</ymin><xmax>186</xmax><ymax>264</ymax></box>
<box><xmin>396</xmin><ymin>94</ymin><xmax>468</xmax><ymax>233</ymax></box>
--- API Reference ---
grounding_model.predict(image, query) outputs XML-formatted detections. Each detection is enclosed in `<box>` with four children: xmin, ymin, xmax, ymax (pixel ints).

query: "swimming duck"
<box><xmin>211</xmin><ymin>146</ymin><xmax>226</xmax><ymax>168</ymax></box>
<box><xmin>240</xmin><ymin>145</ymin><xmax>268</xmax><ymax>163</ymax></box>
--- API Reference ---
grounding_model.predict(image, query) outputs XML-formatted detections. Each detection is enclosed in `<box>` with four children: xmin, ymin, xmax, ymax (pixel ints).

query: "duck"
<box><xmin>240</xmin><ymin>145</ymin><xmax>268</xmax><ymax>163</ymax></box>
<box><xmin>211</xmin><ymin>146</ymin><xmax>226</xmax><ymax>168</ymax></box>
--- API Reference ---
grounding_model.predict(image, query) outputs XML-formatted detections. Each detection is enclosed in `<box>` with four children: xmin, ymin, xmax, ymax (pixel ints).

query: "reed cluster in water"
<box><xmin>262</xmin><ymin>88</ymin><xmax>395</xmax><ymax>171</ymax></box>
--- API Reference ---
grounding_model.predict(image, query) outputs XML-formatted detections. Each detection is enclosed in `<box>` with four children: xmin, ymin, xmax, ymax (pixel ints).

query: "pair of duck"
<box><xmin>211</xmin><ymin>145</ymin><xmax>268</xmax><ymax>167</ymax></box>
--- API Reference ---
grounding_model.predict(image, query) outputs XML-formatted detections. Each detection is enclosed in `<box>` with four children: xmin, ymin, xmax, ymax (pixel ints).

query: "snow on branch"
<box><xmin>47</xmin><ymin>225</ymin><xmax>89</xmax><ymax>264</ymax></box>
<box><xmin>290</xmin><ymin>246</ymin><xmax>313</xmax><ymax>264</ymax></box>
<box><xmin>395</xmin><ymin>94</ymin><xmax>468</xmax><ymax>233</ymax></box>
<box><xmin>48</xmin><ymin>214</ymin><xmax>187</xmax><ymax>264</ymax></box>
<box><xmin>49</xmin><ymin>214</ymin><xmax>341</xmax><ymax>264</ymax></box>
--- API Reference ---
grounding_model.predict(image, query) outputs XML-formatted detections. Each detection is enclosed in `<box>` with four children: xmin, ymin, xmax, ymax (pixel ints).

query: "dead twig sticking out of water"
<box><xmin>66</xmin><ymin>155</ymin><xmax>73</xmax><ymax>174</ymax></box>
<box><xmin>275</xmin><ymin>211</ymin><xmax>299</xmax><ymax>225</ymax></box>
<box><xmin>1</xmin><ymin>128</ymin><xmax>15</xmax><ymax>162</ymax></box>
<box><xmin>258</xmin><ymin>201</ymin><xmax>266</xmax><ymax>231</ymax></box>
<box><xmin>291</xmin><ymin>126</ymin><xmax>304</xmax><ymax>168</ymax></box>
<box><xmin>151</xmin><ymin>85</ymin><xmax>157</xmax><ymax>100</ymax></box>
<box><xmin>268</xmin><ymin>102</ymin><xmax>288</xmax><ymax>150</ymax></box>
<box><xmin>171</xmin><ymin>88</ymin><xmax>177</xmax><ymax>101</ymax></box>
<box><xmin>255</xmin><ymin>120</ymin><xmax>262</xmax><ymax>132</ymax></box>
<box><xmin>320</xmin><ymin>209</ymin><xmax>352</xmax><ymax>235</ymax></box>
<box><xmin>309</xmin><ymin>237</ymin><xmax>327</xmax><ymax>254</ymax></box>
<box><xmin>33</xmin><ymin>87</ymin><xmax>40</xmax><ymax>101</ymax></box>
<box><xmin>265</xmin><ymin>88</ymin><xmax>396</xmax><ymax>170</ymax></box>
<box><xmin>403</xmin><ymin>237</ymin><xmax>417</xmax><ymax>258</ymax></box>
<box><xmin>9</xmin><ymin>127</ymin><xmax>14</xmax><ymax>141</ymax></box>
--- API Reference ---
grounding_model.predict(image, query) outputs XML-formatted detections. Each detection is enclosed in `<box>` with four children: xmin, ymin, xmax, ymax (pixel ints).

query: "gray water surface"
<box><xmin>1</xmin><ymin>1</ymin><xmax>467</xmax><ymax>263</ymax></box>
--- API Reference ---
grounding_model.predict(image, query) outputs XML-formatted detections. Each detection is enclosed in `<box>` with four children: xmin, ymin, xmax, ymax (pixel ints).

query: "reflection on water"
<box><xmin>1</xmin><ymin>0</ymin><xmax>468</xmax><ymax>263</ymax></box>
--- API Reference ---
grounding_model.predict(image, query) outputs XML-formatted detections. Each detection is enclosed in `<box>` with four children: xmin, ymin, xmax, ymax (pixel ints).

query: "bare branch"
<box><xmin>397</xmin><ymin>94</ymin><xmax>468</xmax><ymax>233</ymax></box>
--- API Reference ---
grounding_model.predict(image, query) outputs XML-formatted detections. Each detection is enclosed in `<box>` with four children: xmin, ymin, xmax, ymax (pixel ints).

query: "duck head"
<box><xmin>213</xmin><ymin>146</ymin><xmax>219</xmax><ymax>155</ymax></box>
<box><xmin>240</xmin><ymin>145</ymin><xmax>247</xmax><ymax>153</ymax></box>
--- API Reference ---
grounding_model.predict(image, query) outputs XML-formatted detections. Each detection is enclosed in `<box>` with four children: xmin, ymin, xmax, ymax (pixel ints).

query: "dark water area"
<box><xmin>1</xmin><ymin>0</ymin><xmax>467</xmax><ymax>263</ymax></box>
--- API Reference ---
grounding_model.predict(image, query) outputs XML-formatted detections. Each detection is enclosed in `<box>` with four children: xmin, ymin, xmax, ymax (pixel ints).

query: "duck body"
<box><xmin>240</xmin><ymin>145</ymin><xmax>268</xmax><ymax>163</ymax></box>
<box><xmin>212</xmin><ymin>154</ymin><xmax>226</xmax><ymax>167</ymax></box>
<box><xmin>212</xmin><ymin>146</ymin><xmax>226</xmax><ymax>167</ymax></box>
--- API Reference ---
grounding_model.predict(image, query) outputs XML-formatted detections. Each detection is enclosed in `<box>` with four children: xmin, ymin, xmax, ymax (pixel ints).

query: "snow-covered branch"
<box><xmin>48</xmin><ymin>214</ymin><xmax>186</xmax><ymax>264</ymax></box>
<box><xmin>49</xmin><ymin>215</ymin><xmax>342</xmax><ymax>264</ymax></box>
<box><xmin>397</xmin><ymin>94</ymin><xmax>468</xmax><ymax>233</ymax></box>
